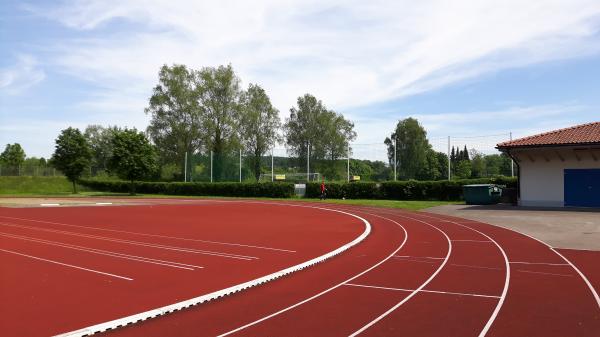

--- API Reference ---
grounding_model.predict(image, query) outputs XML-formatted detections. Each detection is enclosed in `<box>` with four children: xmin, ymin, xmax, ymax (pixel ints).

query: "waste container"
<box><xmin>463</xmin><ymin>184</ymin><xmax>502</xmax><ymax>205</ymax></box>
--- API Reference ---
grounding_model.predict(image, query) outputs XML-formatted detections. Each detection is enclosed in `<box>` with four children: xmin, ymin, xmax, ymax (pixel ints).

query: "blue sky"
<box><xmin>1</xmin><ymin>0</ymin><xmax>600</xmax><ymax>161</ymax></box>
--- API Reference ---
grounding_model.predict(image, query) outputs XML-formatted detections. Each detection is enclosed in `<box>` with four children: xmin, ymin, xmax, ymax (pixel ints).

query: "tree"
<box><xmin>385</xmin><ymin>118</ymin><xmax>431</xmax><ymax>180</ymax></box>
<box><xmin>455</xmin><ymin>160</ymin><xmax>472</xmax><ymax>179</ymax></box>
<box><xmin>239</xmin><ymin>83</ymin><xmax>281</xmax><ymax>181</ymax></box>
<box><xmin>84</xmin><ymin>125</ymin><xmax>119</xmax><ymax>174</ymax></box>
<box><xmin>146</xmin><ymin>64</ymin><xmax>203</xmax><ymax>174</ymax></box>
<box><xmin>470</xmin><ymin>149</ymin><xmax>486</xmax><ymax>178</ymax></box>
<box><xmin>284</xmin><ymin>94</ymin><xmax>356</xmax><ymax>173</ymax></box>
<box><xmin>108</xmin><ymin>128</ymin><xmax>158</xmax><ymax>194</ymax></box>
<box><xmin>51</xmin><ymin>128</ymin><xmax>92</xmax><ymax>193</ymax></box>
<box><xmin>197</xmin><ymin>64</ymin><xmax>244</xmax><ymax>181</ymax></box>
<box><xmin>0</xmin><ymin>143</ymin><xmax>26</xmax><ymax>174</ymax></box>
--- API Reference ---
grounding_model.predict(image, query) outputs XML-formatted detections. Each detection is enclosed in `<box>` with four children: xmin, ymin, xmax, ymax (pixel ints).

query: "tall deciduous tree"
<box><xmin>108</xmin><ymin>128</ymin><xmax>158</xmax><ymax>194</ymax></box>
<box><xmin>146</xmin><ymin>64</ymin><xmax>202</xmax><ymax>174</ymax></box>
<box><xmin>0</xmin><ymin>143</ymin><xmax>26</xmax><ymax>172</ymax></box>
<box><xmin>240</xmin><ymin>83</ymin><xmax>281</xmax><ymax>181</ymax></box>
<box><xmin>385</xmin><ymin>118</ymin><xmax>431</xmax><ymax>180</ymax></box>
<box><xmin>284</xmin><ymin>94</ymin><xmax>356</xmax><ymax>174</ymax></box>
<box><xmin>84</xmin><ymin>125</ymin><xmax>119</xmax><ymax>173</ymax></box>
<box><xmin>51</xmin><ymin>128</ymin><xmax>91</xmax><ymax>193</ymax></box>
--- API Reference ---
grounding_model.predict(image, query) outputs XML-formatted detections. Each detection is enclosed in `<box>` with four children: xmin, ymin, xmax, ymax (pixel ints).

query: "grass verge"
<box><xmin>0</xmin><ymin>176</ymin><xmax>90</xmax><ymax>195</ymax></box>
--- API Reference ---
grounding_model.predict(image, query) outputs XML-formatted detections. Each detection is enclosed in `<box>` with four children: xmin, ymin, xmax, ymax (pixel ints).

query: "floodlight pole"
<box><xmin>210</xmin><ymin>150</ymin><xmax>213</xmax><ymax>183</ymax></box>
<box><xmin>510</xmin><ymin>132</ymin><xmax>514</xmax><ymax>177</ymax></box>
<box><xmin>307</xmin><ymin>141</ymin><xmax>311</xmax><ymax>182</ymax></box>
<box><xmin>394</xmin><ymin>136</ymin><xmax>397</xmax><ymax>181</ymax></box>
<box><xmin>184</xmin><ymin>152</ymin><xmax>187</xmax><ymax>182</ymax></box>
<box><xmin>271</xmin><ymin>149</ymin><xmax>274</xmax><ymax>182</ymax></box>
<box><xmin>447</xmin><ymin>136</ymin><xmax>451</xmax><ymax>181</ymax></box>
<box><xmin>347</xmin><ymin>143</ymin><xmax>350</xmax><ymax>183</ymax></box>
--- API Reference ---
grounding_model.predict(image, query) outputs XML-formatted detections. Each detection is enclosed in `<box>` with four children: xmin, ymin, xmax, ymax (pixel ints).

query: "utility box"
<box><xmin>463</xmin><ymin>184</ymin><xmax>502</xmax><ymax>205</ymax></box>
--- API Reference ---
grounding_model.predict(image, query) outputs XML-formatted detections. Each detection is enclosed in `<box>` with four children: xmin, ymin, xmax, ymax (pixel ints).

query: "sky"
<box><xmin>1</xmin><ymin>0</ymin><xmax>600</xmax><ymax>162</ymax></box>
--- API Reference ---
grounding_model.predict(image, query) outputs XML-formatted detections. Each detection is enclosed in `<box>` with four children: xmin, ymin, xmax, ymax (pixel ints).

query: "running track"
<box><xmin>1</xmin><ymin>200</ymin><xmax>598</xmax><ymax>336</ymax></box>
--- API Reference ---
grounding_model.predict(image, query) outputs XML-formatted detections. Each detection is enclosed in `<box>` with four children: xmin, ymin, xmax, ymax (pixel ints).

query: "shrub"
<box><xmin>79</xmin><ymin>179</ymin><xmax>295</xmax><ymax>198</ymax></box>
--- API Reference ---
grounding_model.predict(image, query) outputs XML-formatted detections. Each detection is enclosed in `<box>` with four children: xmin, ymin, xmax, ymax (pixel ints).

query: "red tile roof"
<box><xmin>497</xmin><ymin>122</ymin><xmax>600</xmax><ymax>148</ymax></box>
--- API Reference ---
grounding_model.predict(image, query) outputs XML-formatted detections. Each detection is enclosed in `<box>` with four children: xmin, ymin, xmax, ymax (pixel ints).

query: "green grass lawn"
<box><xmin>0</xmin><ymin>176</ymin><xmax>88</xmax><ymax>195</ymax></box>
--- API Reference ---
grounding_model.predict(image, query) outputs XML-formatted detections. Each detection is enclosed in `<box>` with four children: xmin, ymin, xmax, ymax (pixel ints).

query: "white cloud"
<box><xmin>0</xmin><ymin>55</ymin><xmax>46</xmax><ymax>95</ymax></box>
<box><xmin>30</xmin><ymin>0</ymin><xmax>600</xmax><ymax>114</ymax></box>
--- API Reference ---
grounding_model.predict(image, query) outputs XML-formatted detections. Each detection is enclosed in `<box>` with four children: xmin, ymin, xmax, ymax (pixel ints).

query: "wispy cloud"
<box><xmin>0</xmin><ymin>54</ymin><xmax>45</xmax><ymax>95</ymax></box>
<box><xmin>28</xmin><ymin>0</ymin><xmax>600</xmax><ymax>113</ymax></box>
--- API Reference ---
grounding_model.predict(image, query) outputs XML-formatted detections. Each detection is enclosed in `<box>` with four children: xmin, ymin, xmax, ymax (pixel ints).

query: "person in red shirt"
<box><xmin>320</xmin><ymin>180</ymin><xmax>327</xmax><ymax>200</ymax></box>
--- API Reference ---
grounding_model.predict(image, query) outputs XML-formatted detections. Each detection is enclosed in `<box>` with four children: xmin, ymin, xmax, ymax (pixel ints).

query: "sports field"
<box><xmin>0</xmin><ymin>198</ymin><xmax>598</xmax><ymax>337</ymax></box>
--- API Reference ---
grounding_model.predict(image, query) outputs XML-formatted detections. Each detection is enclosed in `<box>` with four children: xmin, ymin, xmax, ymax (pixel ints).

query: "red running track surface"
<box><xmin>1</xmin><ymin>200</ymin><xmax>599</xmax><ymax>337</ymax></box>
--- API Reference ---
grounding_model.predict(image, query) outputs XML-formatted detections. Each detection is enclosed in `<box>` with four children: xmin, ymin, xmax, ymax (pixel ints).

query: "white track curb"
<box><xmin>55</xmin><ymin>204</ymin><xmax>371</xmax><ymax>336</ymax></box>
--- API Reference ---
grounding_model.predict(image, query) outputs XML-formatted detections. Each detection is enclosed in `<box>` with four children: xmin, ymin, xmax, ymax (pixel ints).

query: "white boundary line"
<box><xmin>413</xmin><ymin>212</ymin><xmax>511</xmax><ymax>337</ymax></box>
<box><xmin>0</xmin><ymin>248</ymin><xmax>133</xmax><ymax>281</ymax></box>
<box><xmin>53</xmin><ymin>202</ymin><xmax>372</xmax><ymax>337</ymax></box>
<box><xmin>347</xmin><ymin>211</ymin><xmax>452</xmax><ymax>337</ymax></box>
<box><xmin>0</xmin><ymin>215</ymin><xmax>296</xmax><ymax>253</ymax></box>
<box><xmin>423</xmin><ymin>211</ymin><xmax>600</xmax><ymax>310</ymax></box>
<box><xmin>344</xmin><ymin>283</ymin><xmax>501</xmax><ymax>299</ymax></box>
<box><xmin>0</xmin><ymin>232</ymin><xmax>202</xmax><ymax>270</ymax></box>
<box><xmin>215</xmin><ymin>208</ymin><xmax>408</xmax><ymax>337</ymax></box>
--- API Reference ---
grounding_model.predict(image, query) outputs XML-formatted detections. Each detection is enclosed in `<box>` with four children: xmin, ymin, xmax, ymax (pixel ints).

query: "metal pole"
<box><xmin>347</xmin><ymin>143</ymin><xmax>350</xmax><ymax>183</ymax></box>
<box><xmin>239</xmin><ymin>148</ymin><xmax>242</xmax><ymax>183</ymax></box>
<box><xmin>394</xmin><ymin>136</ymin><xmax>397</xmax><ymax>181</ymax></box>
<box><xmin>307</xmin><ymin>141</ymin><xmax>311</xmax><ymax>182</ymax></box>
<box><xmin>210</xmin><ymin>151</ymin><xmax>213</xmax><ymax>183</ymax></box>
<box><xmin>271</xmin><ymin>149</ymin><xmax>274</xmax><ymax>182</ymax></box>
<box><xmin>447</xmin><ymin>136</ymin><xmax>451</xmax><ymax>181</ymax></box>
<box><xmin>510</xmin><ymin>132</ymin><xmax>514</xmax><ymax>177</ymax></box>
<box><xmin>184</xmin><ymin>152</ymin><xmax>187</xmax><ymax>182</ymax></box>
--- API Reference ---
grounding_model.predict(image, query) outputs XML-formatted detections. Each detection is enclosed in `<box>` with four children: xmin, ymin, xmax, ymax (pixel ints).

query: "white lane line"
<box><xmin>514</xmin><ymin>269</ymin><xmax>573</xmax><ymax>277</ymax></box>
<box><xmin>452</xmin><ymin>239</ymin><xmax>492</xmax><ymax>243</ymax></box>
<box><xmin>0</xmin><ymin>248</ymin><xmax>133</xmax><ymax>281</ymax></box>
<box><xmin>416</xmin><ymin>212</ymin><xmax>511</xmax><ymax>337</ymax></box>
<box><xmin>393</xmin><ymin>255</ymin><xmax>444</xmax><ymax>260</ymax></box>
<box><xmin>344</xmin><ymin>283</ymin><xmax>501</xmax><ymax>299</ymax></box>
<box><xmin>0</xmin><ymin>215</ymin><xmax>295</xmax><ymax>253</ymax></box>
<box><xmin>510</xmin><ymin>261</ymin><xmax>569</xmax><ymax>266</ymax></box>
<box><xmin>40</xmin><ymin>203</ymin><xmax>60</xmax><ymax>206</ymax></box>
<box><xmin>54</xmin><ymin>202</ymin><xmax>372</xmax><ymax>337</ymax></box>
<box><xmin>0</xmin><ymin>232</ymin><xmax>201</xmax><ymax>270</ymax></box>
<box><xmin>215</xmin><ymin>209</ymin><xmax>409</xmax><ymax>337</ymax></box>
<box><xmin>95</xmin><ymin>202</ymin><xmax>113</xmax><ymax>205</ymax></box>
<box><xmin>347</xmin><ymin>212</ymin><xmax>452</xmax><ymax>337</ymax></box>
<box><xmin>0</xmin><ymin>222</ymin><xmax>257</xmax><ymax>261</ymax></box>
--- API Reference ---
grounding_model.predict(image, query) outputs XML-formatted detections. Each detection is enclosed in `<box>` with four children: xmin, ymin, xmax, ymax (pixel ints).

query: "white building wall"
<box><xmin>516</xmin><ymin>148</ymin><xmax>600</xmax><ymax>207</ymax></box>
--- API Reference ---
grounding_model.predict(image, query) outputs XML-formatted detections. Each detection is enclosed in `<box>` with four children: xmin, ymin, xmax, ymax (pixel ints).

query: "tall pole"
<box><xmin>210</xmin><ymin>150</ymin><xmax>213</xmax><ymax>183</ymax></box>
<box><xmin>394</xmin><ymin>136</ymin><xmax>397</xmax><ymax>181</ymax></box>
<box><xmin>239</xmin><ymin>148</ymin><xmax>242</xmax><ymax>183</ymax></box>
<box><xmin>307</xmin><ymin>141</ymin><xmax>310</xmax><ymax>182</ymax></box>
<box><xmin>184</xmin><ymin>152</ymin><xmax>187</xmax><ymax>182</ymax></box>
<box><xmin>271</xmin><ymin>149</ymin><xmax>274</xmax><ymax>182</ymax></box>
<box><xmin>347</xmin><ymin>143</ymin><xmax>350</xmax><ymax>183</ymax></box>
<box><xmin>447</xmin><ymin>136</ymin><xmax>451</xmax><ymax>181</ymax></box>
<box><xmin>510</xmin><ymin>132</ymin><xmax>514</xmax><ymax>177</ymax></box>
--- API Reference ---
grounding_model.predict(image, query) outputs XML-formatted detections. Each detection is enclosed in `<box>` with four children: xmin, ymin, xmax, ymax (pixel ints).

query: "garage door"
<box><xmin>564</xmin><ymin>169</ymin><xmax>600</xmax><ymax>207</ymax></box>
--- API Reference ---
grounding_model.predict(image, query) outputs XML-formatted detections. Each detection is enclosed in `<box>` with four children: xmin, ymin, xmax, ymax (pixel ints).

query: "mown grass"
<box><xmin>0</xmin><ymin>176</ymin><xmax>89</xmax><ymax>195</ymax></box>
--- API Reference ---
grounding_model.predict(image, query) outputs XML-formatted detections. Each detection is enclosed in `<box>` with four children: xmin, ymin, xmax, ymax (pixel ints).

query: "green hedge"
<box><xmin>307</xmin><ymin>177</ymin><xmax>517</xmax><ymax>201</ymax></box>
<box><xmin>79</xmin><ymin>179</ymin><xmax>295</xmax><ymax>198</ymax></box>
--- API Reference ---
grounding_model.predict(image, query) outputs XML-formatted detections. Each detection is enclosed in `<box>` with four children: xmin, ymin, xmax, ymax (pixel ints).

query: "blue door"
<box><xmin>564</xmin><ymin>169</ymin><xmax>600</xmax><ymax>207</ymax></box>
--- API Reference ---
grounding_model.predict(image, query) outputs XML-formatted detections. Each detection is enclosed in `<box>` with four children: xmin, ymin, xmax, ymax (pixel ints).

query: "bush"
<box><xmin>307</xmin><ymin>177</ymin><xmax>517</xmax><ymax>201</ymax></box>
<box><xmin>79</xmin><ymin>179</ymin><xmax>295</xmax><ymax>198</ymax></box>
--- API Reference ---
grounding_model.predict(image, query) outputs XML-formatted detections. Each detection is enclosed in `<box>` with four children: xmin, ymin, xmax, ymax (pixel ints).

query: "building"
<box><xmin>497</xmin><ymin>122</ymin><xmax>600</xmax><ymax>207</ymax></box>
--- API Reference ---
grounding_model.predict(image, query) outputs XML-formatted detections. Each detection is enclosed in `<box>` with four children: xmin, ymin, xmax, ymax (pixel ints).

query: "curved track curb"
<box><xmin>55</xmin><ymin>203</ymin><xmax>371</xmax><ymax>337</ymax></box>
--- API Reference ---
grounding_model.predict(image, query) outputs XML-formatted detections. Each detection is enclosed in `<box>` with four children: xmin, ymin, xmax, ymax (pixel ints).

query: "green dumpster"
<box><xmin>463</xmin><ymin>184</ymin><xmax>502</xmax><ymax>205</ymax></box>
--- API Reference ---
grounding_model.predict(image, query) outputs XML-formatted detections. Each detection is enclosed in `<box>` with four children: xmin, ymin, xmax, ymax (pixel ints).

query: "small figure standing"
<box><xmin>320</xmin><ymin>180</ymin><xmax>327</xmax><ymax>200</ymax></box>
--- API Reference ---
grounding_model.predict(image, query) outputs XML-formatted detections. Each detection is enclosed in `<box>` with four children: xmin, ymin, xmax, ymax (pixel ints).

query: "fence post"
<box><xmin>307</xmin><ymin>141</ymin><xmax>310</xmax><ymax>182</ymax></box>
<box><xmin>210</xmin><ymin>151</ymin><xmax>213</xmax><ymax>183</ymax></box>
<box><xmin>239</xmin><ymin>148</ymin><xmax>242</xmax><ymax>183</ymax></box>
<box><xmin>394</xmin><ymin>137</ymin><xmax>397</xmax><ymax>181</ymax></box>
<box><xmin>271</xmin><ymin>149</ymin><xmax>274</xmax><ymax>182</ymax></box>
<box><xmin>347</xmin><ymin>143</ymin><xmax>350</xmax><ymax>183</ymax></box>
<box><xmin>447</xmin><ymin>136</ymin><xmax>451</xmax><ymax>181</ymax></box>
<box><xmin>510</xmin><ymin>132</ymin><xmax>514</xmax><ymax>177</ymax></box>
<box><xmin>184</xmin><ymin>152</ymin><xmax>187</xmax><ymax>182</ymax></box>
